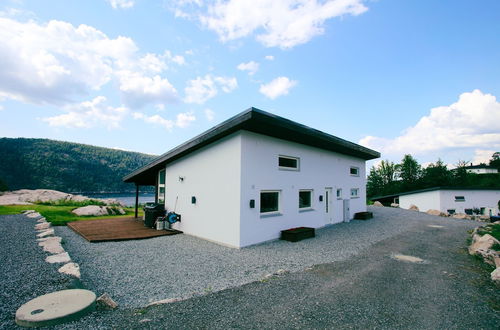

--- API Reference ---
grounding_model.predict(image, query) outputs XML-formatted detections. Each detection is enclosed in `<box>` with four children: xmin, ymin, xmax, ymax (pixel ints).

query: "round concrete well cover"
<box><xmin>15</xmin><ymin>289</ymin><xmax>96</xmax><ymax>327</ymax></box>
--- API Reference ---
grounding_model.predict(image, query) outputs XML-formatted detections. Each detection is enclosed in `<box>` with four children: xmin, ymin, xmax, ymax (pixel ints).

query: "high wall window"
<box><xmin>350</xmin><ymin>167</ymin><xmax>359</xmax><ymax>176</ymax></box>
<box><xmin>299</xmin><ymin>190</ymin><xmax>313</xmax><ymax>209</ymax></box>
<box><xmin>158</xmin><ymin>169</ymin><xmax>166</xmax><ymax>203</ymax></box>
<box><xmin>455</xmin><ymin>196</ymin><xmax>465</xmax><ymax>202</ymax></box>
<box><xmin>260</xmin><ymin>191</ymin><xmax>280</xmax><ymax>214</ymax></box>
<box><xmin>350</xmin><ymin>188</ymin><xmax>359</xmax><ymax>198</ymax></box>
<box><xmin>278</xmin><ymin>155</ymin><xmax>299</xmax><ymax>171</ymax></box>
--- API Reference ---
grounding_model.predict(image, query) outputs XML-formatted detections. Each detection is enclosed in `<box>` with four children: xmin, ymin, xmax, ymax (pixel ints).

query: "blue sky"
<box><xmin>1</xmin><ymin>0</ymin><xmax>499</xmax><ymax>168</ymax></box>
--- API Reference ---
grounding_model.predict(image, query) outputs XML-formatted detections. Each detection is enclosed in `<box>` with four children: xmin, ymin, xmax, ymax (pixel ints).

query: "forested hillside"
<box><xmin>0</xmin><ymin>138</ymin><xmax>157</xmax><ymax>193</ymax></box>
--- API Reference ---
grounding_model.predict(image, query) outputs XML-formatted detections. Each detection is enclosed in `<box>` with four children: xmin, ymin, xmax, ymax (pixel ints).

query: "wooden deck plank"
<box><xmin>67</xmin><ymin>217</ymin><xmax>182</xmax><ymax>242</ymax></box>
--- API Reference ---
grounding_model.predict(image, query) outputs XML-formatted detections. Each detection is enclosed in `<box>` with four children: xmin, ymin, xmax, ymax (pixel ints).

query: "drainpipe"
<box><xmin>134</xmin><ymin>184</ymin><xmax>139</xmax><ymax>219</ymax></box>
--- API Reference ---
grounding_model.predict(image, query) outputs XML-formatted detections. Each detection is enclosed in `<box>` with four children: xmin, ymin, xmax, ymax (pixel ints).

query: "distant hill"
<box><xmin>0</xmin><ymin>138</ymin><xmax>157</xmax><ymax>193</ymax></box>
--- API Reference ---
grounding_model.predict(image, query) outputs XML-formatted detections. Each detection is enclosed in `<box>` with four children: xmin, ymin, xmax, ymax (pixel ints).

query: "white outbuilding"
<box><xmin>124</xmin><ymin>108</ymin><xmax>380</xmax><ymax>248</ymax></box>
<box><xmin>373</xmin><ymin>187</ymin><xmax>500</xmax><ymax>216</ymax></box>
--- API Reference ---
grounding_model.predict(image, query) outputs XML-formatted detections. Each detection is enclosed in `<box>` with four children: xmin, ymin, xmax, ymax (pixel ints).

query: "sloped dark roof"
<box><xmin>463</xmin><ymin>164</ymin><xmax>497</xmax><ymax>170</ymax></box>
<box><xmin>124</xmin><ymin>107</ymin><xmax>380</xmax><ymax>185</ymax></box>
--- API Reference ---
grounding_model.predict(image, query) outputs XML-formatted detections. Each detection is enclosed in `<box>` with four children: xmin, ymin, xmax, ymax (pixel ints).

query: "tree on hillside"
<box><xmin>453</xmin><ymin>160</ymin><xmax>470</xmax><ymax>186</ymax></box>
<box><xmin>366</xmin><ymin>160</ymin><xmax>400</xmax><ymax>197</ymax></box>
<box><xmin>490</xmin><ymin>152</ymin><xmax>500</xmax><ymax>169</ymax></box>
<box><xmin>0</xmin><ymin>178</ymin><xmax>8</xmax><ymax>191</ymax></box>
<box><xmin>397</xmin><ymin>154</ymin><xmax>421</xmax><ymax>191</ymax></box>
<box><xmin>379</xmin><ymin>160</ymin><xmax>398</xmax><ymax>186</ymax></box>
<box><xmin>367</xmin><ymin>166</ymin><xmax>384</xmax><ymax>197</ymax></box>
<box><xmin>421</xmin><ymin>159</ymin><xmax>452</xmax><ymax>187</ymax></box>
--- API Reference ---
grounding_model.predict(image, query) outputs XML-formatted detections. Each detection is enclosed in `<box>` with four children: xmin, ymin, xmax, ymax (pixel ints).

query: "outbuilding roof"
<box><xmin>124</xmin><ymin>107</ymin><xmax>380</xmax><ymax>185</ymax></box>
<box><xmin>370</xmin><ymin>186</ymin><xmax>500</xmax><ymax>201</ymax></box>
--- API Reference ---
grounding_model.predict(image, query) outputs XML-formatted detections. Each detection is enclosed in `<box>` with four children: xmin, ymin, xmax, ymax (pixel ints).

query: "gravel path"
<box><xmin>55</xmin><ymin>206</ymin><xmax>480</xmax><ymax>308</ymax></box>
<box><xmin>0</xmin><ymin>214</ymin><xmax>74</xmax><ymax>329</ymax></box>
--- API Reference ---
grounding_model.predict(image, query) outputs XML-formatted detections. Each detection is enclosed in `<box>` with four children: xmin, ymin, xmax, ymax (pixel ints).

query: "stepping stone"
<box><xmin>37</xmin><ymin>229</ymin><xmax>55</xmax><ymax>238</ymax></box>
<box><xmin>36</xmin><ymin>217</ymin><xmax>47</xmax><ymax>223</ymax></box>
<box><xmin>391</xmin><ymin>254</ymin><xmax>425</xmax><ymax>263</ymax></box>
<box><xmin>15</xmin><ymin>289</ymin><xmax>96</xmax><ymax>327</ymax></box>
<box><xmin>46</xmin><ymin>252</ymin><xmax>71</xmax><ymax>264</ymax></box>
<box><xmin>27</xmin><ymin>212</ymin><xmax>42</xmax><ymax>218</ymax></box>
<box><xmin>35</xmin><ymin>222</ymin><xmax>51</xmax><ymax>230</ymax></box>
<box><xmin>58</xmin><ymin>263</ymin><xmax>81</xmax><ymax>279</ymax></box>
<box><xmin>39</xmin><ymin>240</ymin><xmax>65</xmax><ymax>254</ymax></box>
<box><xmin>37</xmin><ymin>236</ymin><xmax>62</xmax><ymax>243</ymax></box>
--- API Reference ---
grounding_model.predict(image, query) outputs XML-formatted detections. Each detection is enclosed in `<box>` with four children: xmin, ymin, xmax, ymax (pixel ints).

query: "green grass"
<box><xmin>476</xmin><ymin>223</ymin><xmax>500</xmax><ymax>241</ymax></box>
<box><xmin>0</xmin><ymin>204</ymin><xmax>143</xmax><ymax>226</ymax></box>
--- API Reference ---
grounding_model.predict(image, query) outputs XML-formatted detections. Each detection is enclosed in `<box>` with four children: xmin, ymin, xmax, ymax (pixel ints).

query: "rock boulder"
<box><xmin>426</xmin><ymin>209</ymin><xmax>447</xmax><ymax>217</ymax></box>
<box><xmin>72</xmin><ymin>205</ymin><xmax>125</xmax><ymax>216</ymax></box>
<box><xmin>408</xmin><ymin>204</ymin><xmax>419</xmax><ymax>211</ymax></box>
<box><xmin>373</xmin><ymin>201</ymin><xmax>384</xmax><ymax>207</ymax></box>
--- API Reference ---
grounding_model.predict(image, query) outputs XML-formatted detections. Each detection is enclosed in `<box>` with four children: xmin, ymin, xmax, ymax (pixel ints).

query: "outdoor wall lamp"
<box><xmin>191</xmin><ymin>196</ymin><xmax>196</xmax><ymax>204</ymax></box>
<box><xmin>319</xmin><ymin>195</ymin><xmax>323</xmax><ymax>202</ymax></box>
<box><xmin>179</xmin><ymin>176</ymin><xmax>185</xmax><ymax>182</ymax></box>
<box><xmin>249</xmin><ymin>199</ymin><xmax>255</xmax><ymax>208</ymax></box>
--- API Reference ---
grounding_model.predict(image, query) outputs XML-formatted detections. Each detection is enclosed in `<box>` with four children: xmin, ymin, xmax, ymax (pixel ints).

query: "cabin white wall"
<box><xmin>399</xmin><ymin>191</ymin><xmax>441</xmax><ymax>211</ymax></box>
<box><xmin>164</xmin><ymin>133</ymin><xmax>241</xmax><ymax>248</ymax></box>
<box><xmin>439</xmin><ymin>190</ymin><xmax>500</xmax><ymax>215</ymax></box>
<box><xmin>239</xmin><ymin>131</ymin><xmax>367</xmax><ymax>247</ymax></box>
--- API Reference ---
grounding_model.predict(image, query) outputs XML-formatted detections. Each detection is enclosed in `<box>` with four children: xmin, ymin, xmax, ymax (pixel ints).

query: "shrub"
<box><xmin>35</xmin><ymin>199</ymin><xmax>107</xmax><ymax>207</ymax></box>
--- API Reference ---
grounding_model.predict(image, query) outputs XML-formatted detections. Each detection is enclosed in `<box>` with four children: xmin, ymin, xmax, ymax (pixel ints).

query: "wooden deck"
<box><xmin>67</xmin><ymin>217</ymin><xmax>182</xmax><ymax>242</ymax></box>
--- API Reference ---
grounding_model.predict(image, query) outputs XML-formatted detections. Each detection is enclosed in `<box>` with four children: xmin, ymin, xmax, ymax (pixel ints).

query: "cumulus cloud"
<box><xmin>359</xmin><ymin>90</ymin><xmax>500</xmax><ymax>157</ymax></box>
<box><xmin>0</xmin><ymin>17</ymin><xmax>184</xmax><ymax>110</ymax></box>
<box><xmin>472</xmin><ymin>149</ymin><xmax>497</xmax><ymax>164</ymax></box>
<box><xmin>259</xmin><ymin>76</ymin><xmax>297</xmax><ymax>99</ymax></box>
<box><xmin>265</xmin><ymin>55</ymin><xmax>274</xmax><ymax>61</ymax></box>
<box><xmin>237</xmin><ymin>61</ymin><xmax>259</xmax><ymax>75</ymax></box>
<box><xmin>184</xmin><ymin>74</ymin><xmax>237</xmax><ymax>104</ymax></box>
<box><xmin>42</xmin><ymin>96</ymin><xmax>127</xmax><ymax>129</ymax></box>
<box><xmin>117</xmin><ymin>72</ymin><xmax>178</xmax><ymax>108</ymax></box>
<box><xmin>107</xmin><ymin>0</ymin><xmax>135</xmax><ymax>9</ymax></box>
<box><xmin>133</xmin><ymin>111</ymin><xmax>196</xmax><ymax>130</ymax></box>
<box><xmin>174</xmin><ymin>0</ymin><xmax>368</xmax><ymax>48</ymax></box>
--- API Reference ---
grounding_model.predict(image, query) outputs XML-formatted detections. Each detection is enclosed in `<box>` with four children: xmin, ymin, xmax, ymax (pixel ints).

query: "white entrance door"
<box><xmin>325</xmin><ymin>188</ymin><xmax>333</xmax><ymax>224</ymax></box>
<box><xmin>343</xmin><ymin>199</ymin><xmax>350</xmax><ymax>222</ymax></box>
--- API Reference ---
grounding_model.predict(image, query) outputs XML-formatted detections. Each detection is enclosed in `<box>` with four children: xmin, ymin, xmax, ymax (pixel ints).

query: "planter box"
<box><xmin>280</xmin><ymin>227</ymin><xmax>315</xmax><ymax>242</ymax></box>
<box><xmin>354</xmin><ymin>212</ymin><xmax>373</xmax><ymax>220</ymax></box>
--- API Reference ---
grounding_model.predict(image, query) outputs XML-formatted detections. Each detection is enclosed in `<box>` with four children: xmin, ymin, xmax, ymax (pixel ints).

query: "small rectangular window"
<box><xmin>447</xmin><ymin>209</ymin><xmax>456</xmax><ymax>215</ymax></box>
<box><xmin>158</xmin><ymin>169</ymin><xmax>166</xmax><ymax>203</ymax></box>
<box><xmin>260</xmin><ymin>191</ymin><xmax>280</xmax><ymax>214</ymax></box>
<box><xmin>279</xmin><ymin>156</ymin><xmax>299</xmax><ymax>170</ymax></box>
<box><xmin>299</xmin><ymin>190</ymin><xmax>312</xmax><ymax>209</ymax></box>
<box><xmin>350</xmin><ymin>167</ymin><xmax>359</xmax><ymax>176</ymax></box>
<box><xmin>464</xmin><ymin>208</ymin><xmax>473</xmax><ymax>215</ymax></box>
<box><xmin>336</xmin><ymin>189</ymin><xmax>342</xmax><ymax>199</ymax></box>
<box><xmin>350</xmin><ymin>188</ymin><xmax>359</xmax><ymax>198</ymax></box>
<box><xmin>455</xmin><ymin>196</ymin><xmax>465</xmax><ymax>202</ymax></box>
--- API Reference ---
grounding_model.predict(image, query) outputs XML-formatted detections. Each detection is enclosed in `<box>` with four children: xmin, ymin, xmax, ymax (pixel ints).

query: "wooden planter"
<box><xmin>280</xmin><ymin>227</ymin><xmax>315</xmax><ymax>242</ymax></box>
<box><xmin>354</xmin><ymin>212</ymin><xmax>373</xmax><ymax>220</ymax></box>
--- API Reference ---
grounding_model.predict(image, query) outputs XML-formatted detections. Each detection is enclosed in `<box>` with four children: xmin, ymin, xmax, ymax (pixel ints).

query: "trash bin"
<box><xmin>143</xmin><ymin>203</ymin><xmax>165</xmax><ymax>228</ymax></box>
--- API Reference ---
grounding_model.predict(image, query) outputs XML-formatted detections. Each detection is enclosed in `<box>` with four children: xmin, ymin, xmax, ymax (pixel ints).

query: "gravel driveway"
<box><xmin>55</xmin><ymin>206</ymin><xmax>479</xmax><ymax>308</ymax></box>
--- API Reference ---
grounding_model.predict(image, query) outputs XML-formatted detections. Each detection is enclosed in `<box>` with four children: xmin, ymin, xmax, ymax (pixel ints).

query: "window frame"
<box><xmin>278</xmin><ymin>155</ymin><xmax>300</xmax><ymax>171</ymax></box>
<box><xmin>350</xmin><ymin>166</ymin><xmax>360</xmax><ymax>177</ymax></box>
<box><xmin>454</xmin><ymin>196</ymin><xmax>465</xmax><ymax>202</ymax></box>
<box><xmin>157</xmin><ymin>169</ymin><xmax>166</xmax><ymax>204</ymax></box>
<box><xmin>260</xmin><ymin>190</ymin><xmax>281</xmax><ymax>216</ymax></box>
<box><xmin>336</xmin><ymin>188</ymin><xmax>342</xmax><ymax>200</ymax></box>
<box><xmin>299</xmin><ymin>189</ymin><xmax>313</xmax><ymax>211</ymax></box>
<box><xmin>350</xmin><ymin>188</ymin><xmax>359</xmax><ymax>199</ymax></box>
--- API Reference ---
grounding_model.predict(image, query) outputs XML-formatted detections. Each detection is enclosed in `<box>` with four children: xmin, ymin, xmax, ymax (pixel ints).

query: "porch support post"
<box><xmin>134</xmin><ymin>184</ymin><xmax>139</xmax><ymax>219</ymax></box>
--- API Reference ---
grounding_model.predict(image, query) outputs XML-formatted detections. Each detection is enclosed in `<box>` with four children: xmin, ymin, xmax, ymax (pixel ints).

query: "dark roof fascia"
<box><xmin>463</xmin><ymin>165</ymin><xmax>497</xmax><ymax>169</ymax></box>
<box><xmin>124</xmin><ymin>107</ymin><xmax>381</xmax><ymax>184</ymax></box>
<box><xmin>371</xmin><ymin>186</ymin><xmax>500</xmax><ymax>200</ymax></box>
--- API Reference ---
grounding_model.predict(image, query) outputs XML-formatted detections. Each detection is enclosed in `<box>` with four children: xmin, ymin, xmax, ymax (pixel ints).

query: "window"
<box><xmin>336</xmin><ymin>189</ymin><xmax>342</xmax><ymax>199</ymax></box>
<box><xmin>350</xmin><ymin>167</ymin><xmax>359</xmax><ymax>176</ymax></box>
<box><xmin>299</xmin><ymin>190</ymin><xmax>312</xmax><ymax>209</ymax></box>
<box><xmin>279</xmin><ymin>155</ymin><xmax>299</xmax><ymax>170</ymax></box>
<box><xmin>447</xmin><ymin>209</ymin><xmax>456</xmax><ymax>215</ymax></box>
<box><xmin>464</xmin><ymin>208</ymin><xmax>473</xmax><ymax>215</ymax></box>
<box><xmin>158</xmin><ymin>169</ymin><xmax>166</xmax><ymax>203</ymax></box>
<box><xmin>260</xmin><ymin>191</ymin><xmax>280</xmax><ymax>214</ymax></box>
<box><xmin>455</xmin><ymin>196</ymin><xmax>465</xmax><ymax>202</ymax></box>
<box><xmin>350</xmin><ymin>188</ymin><xmax>359</xmax><ymax>198</ymax></box>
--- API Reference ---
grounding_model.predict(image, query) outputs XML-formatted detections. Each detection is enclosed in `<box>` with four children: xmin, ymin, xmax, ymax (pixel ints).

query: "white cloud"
<box><xmin>265</xmin><ymin>55</ymin><xmax>274</xmax><ymax>61</ymax></box>
<box><xmin>0</xmin><ymin>105</ymin><xmax>3</xmax><ymax>111</ymax></box>
<box><xmin>184</xmin><ymin>74</ymin><xmax>237</xmax><ymax>104</ymax></box>
<box><xmin>133</xmin><ymin>111</ymin><xmax>196</xmax><ymax>130</ymax></box>
<box><xmin>117</xmin><ymin>71</ymin><xmax>178</xmax><ymax>108</ymax></box>
<box><xmin>174</xmin><ymin>0</ymin><xmax>368</xmax><ymax>48</ymax></box>
<box><xmin>359</xmin><ymin>90</ymin><xmax>500</xmax><ymax>157</ymax></box>
<box><xmin>0</xmin><ymin>17</ymin><xmax>183</xmax><ymax>111</ymax></box>
<box><xmin>472</xmin><ymin>149</ymin><xmax>496</xmax><ymax>165</ymax></box>
<box><xmin>107</xmin><ymin>0</ymin><xmax>135</xmax><ymax>9</ymax></box>
<box><xmin>42</xmin><ymin>96</ymin><xmax>127</xmax><ymax>129</ymax></box>
<box><xmin>204</xmin><ymin>108</ymin><xmax>215</xmax><ymax>121</ymax></box>
<box><xmin>259</xmin><ymin>76</ymin><xmax>297</xmax><ymax>99</ymax></box>
<box><xmin>237</xmin><ymin>61</ymin><xmax>259</xmax><ymax>75</ymax></box>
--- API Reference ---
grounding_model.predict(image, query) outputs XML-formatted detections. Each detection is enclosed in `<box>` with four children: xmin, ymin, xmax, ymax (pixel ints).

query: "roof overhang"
<box><xmin>124</xmin><ymin>107</ymin><xmax>381</xmax><ymax>185</ymax></box>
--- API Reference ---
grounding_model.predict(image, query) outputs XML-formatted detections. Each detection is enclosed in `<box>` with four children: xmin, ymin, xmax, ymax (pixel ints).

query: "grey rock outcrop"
<box><xmin>373</xmin><ymin>201</ymin><xmax>383</xmax><ymax>207</ymax></box>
